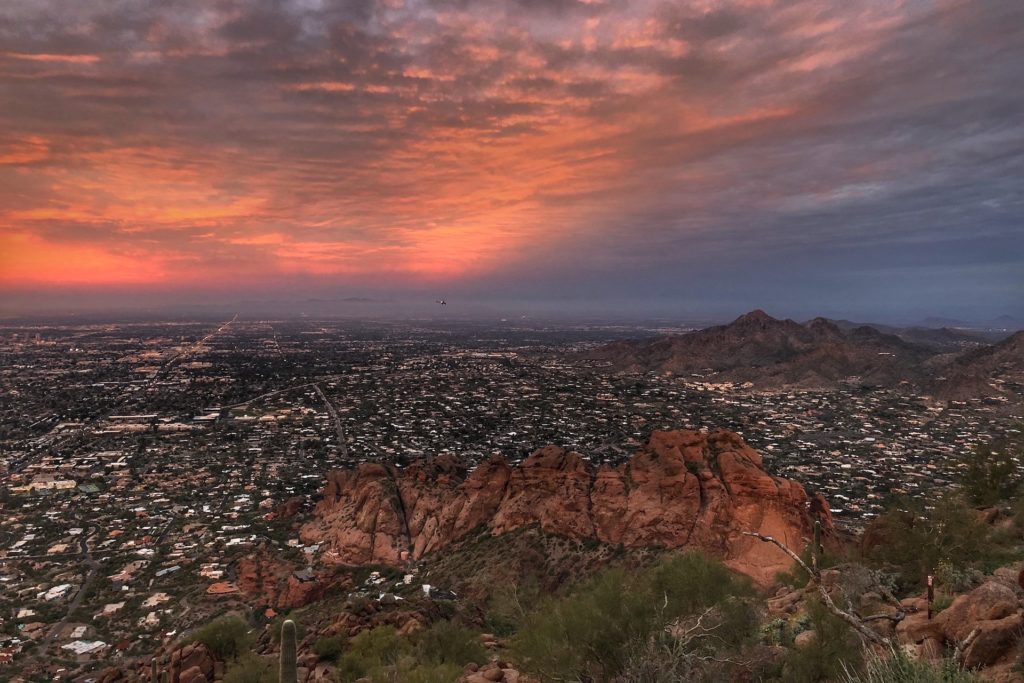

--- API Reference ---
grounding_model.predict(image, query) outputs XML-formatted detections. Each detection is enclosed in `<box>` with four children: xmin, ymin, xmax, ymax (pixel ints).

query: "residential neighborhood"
<box><xmin>1</xmin><ymin>317</ymin><xmax>1020</xmax><ymax>675</ymax></box>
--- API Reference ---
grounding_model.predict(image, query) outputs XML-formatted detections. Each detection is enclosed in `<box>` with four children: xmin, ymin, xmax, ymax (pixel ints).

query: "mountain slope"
<box><xmin>587</xmin><ymin>310</ymin><xmax>933</xmax><ymax>389</ymax></box>
<box><xmin>931</xmin><ymin>331</ymin><xmax>1024</xmax><ymax>401</ymax></box>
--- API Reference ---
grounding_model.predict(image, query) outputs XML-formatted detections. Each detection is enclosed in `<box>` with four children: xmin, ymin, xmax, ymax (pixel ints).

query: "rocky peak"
<box><xmin>733</xmin><ymin>309</ymin><xmax>777</xmax><ymax>327</ymax></box>
<box><xmin>805</xmin><ymin>317</ymin><xmax>843</xmax><ymax>338</ymax></box>
<box><xmin>301</xmin><ymin>430</ymin><xmax>832</xmax><ymax>585</ymax></box>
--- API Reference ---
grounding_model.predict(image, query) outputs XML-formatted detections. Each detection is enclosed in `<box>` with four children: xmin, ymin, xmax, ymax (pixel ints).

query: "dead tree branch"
<box><xmin>742</xmin><ymin>531</ymin><xmax>891</xmax><ymax>646</ymax></box>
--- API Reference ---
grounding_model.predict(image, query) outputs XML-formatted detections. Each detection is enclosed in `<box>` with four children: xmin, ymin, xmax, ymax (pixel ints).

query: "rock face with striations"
<box><xmin>300</xmin><ymin>429</ymin><xmax>831</xmax><ymax>585</ymax></box>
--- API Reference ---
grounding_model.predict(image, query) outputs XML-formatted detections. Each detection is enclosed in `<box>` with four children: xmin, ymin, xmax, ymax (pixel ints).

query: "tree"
<box><xmin>782</xmin><ymin>598</ymin><xmax>863</xmax><ymax>682</ymax></box>
<box><xmin>191</xmin><ymin>616</ymin><xmax>250</xmax><ymax>661</ymax></box>
<box><xmin>861</xmin><ymin>493</ymin><xmax>1000</xmax><ymax>589</ymax></box>
<box><xmin>962</xmin><ymin>437</ymin><xmax>1023</xmax><ymax>507</ymax></box>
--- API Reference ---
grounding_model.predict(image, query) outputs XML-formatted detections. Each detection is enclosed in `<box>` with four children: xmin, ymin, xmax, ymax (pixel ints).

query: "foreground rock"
<box><xmin>301</xmin><ymin>429</ymin><xmax>832</xmax><ymax>585</ymax></box>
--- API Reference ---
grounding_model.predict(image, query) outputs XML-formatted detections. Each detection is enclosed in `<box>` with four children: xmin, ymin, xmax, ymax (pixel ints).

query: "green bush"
<box><xmin>512</xmin><ymin>552</ymin><xmax>755</xmax><ymax>682</ymax></box>
<box><xmin>414</xmin><ymin>619</ymin><xmax>486</xmax><ymax>666</ymax></box>
<box><xmin>862</xmin><ymin>493</ymin><xmax>1013</xmax><ymax>590</ymax></box>
<box><xmin>191</xmin><ymin>615</ymin><xmax>250</xmax><ymax>661</ymax></box>
<box><xmin>223</xmin><ymin>653</ymin><xmax>277</xmax><ymax>683</ymax></box>
<box><xmin>313</xmin><ymin>634</ymin><xmax>347</xmax><ymax>660</ymax></box>
<box><xmin>615</xmin><ymin>600</ymin><xmax>761</xmax><ymax>682</ymax></box>
<box><xmin>780</xmin><ymin>599</ymin><xmax>861</xmax><ymax>683</ymax></box>
<box><xmin>384</xmin><ymin>662</ymin><xmax>464</xmax><ymax>683</ymax></box>
<box><xmin>485</xmin><ymin>572</ymin><xmax>542</xmax><ymax>636</ymax></box>
<box><xmin>331</xmin><ymin>623</ymin><xmax>478</xmax><ymax>683</ymax></box>
<box><xmin>335</xmin><ymin>626</ymin><xmax>408</xmax><ymax>682</ymax></box>
<box><xmin>962</xmin><ymin>438</ymin><xmax>1022</xmax><ymax>507</ymax></box>
<box><xmin>843</xmin><ymin>646</ymin><xmax>980</xmax><ymax>682</ymax></box>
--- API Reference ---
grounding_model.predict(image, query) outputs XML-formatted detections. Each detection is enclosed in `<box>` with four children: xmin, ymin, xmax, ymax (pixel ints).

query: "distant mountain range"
<box><xmin>586</xmin><ymin>310</ymin><xmax>1024</xmax><ymax>402</ymax></box>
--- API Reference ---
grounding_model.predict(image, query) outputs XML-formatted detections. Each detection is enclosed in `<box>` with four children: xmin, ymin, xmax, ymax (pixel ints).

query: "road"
<box><xmin>221</xmin><ymin>382</ymin><xmax>316</xmax><ymax>410</ymax></box>
<box><xmin>314</xmin><ymin>383</ymin><xmax>350</xmax><ymax>460</ymax></box>
<box><xmin>156</xmin><ymin>313</ymin><xmax>238</xmax><ymax>379</ymax></box>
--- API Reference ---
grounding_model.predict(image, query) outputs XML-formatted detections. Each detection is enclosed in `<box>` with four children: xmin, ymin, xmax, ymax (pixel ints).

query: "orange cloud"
<box><xmin>0</xmin><ymin>232</ymin><xmax>164</xmax><ymax>285</ymax></box>
<box><xmin>0</xmin><ymin>136</ymin><xmax>50</xmax><ymax>165</ymax></box>
<box><xmin>2</xmin><ymin>52</ymin><xmax>100</xmax><ymax>64</ymax></box>
<box><xmin>2</xmin><ymin>0</ymin><xmax>969</xmax><ymax>297</ymax></box>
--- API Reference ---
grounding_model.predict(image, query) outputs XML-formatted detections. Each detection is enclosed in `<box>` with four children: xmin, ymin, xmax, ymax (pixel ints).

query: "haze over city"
<box><xmin>2</xmin><ymin>0</ymin><xmax>1022</xmax><ymax>320</ymax></box>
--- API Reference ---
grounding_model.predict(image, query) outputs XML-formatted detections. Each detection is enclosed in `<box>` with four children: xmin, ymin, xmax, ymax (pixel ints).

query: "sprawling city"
<box><xmin>1</xmin><ymin>313</ymin><xmax>1021</xmax><ymax>677</ymax></box>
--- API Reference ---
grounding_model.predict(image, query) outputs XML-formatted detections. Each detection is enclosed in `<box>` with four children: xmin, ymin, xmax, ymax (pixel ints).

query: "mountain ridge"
<box><xmin>585</xmin><ymin>310</ymin><xmax>1024</xmax><ymax>400</ymax></box>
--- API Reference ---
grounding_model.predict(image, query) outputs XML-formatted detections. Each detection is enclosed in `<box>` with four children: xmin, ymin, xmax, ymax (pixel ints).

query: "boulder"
<box><xmin>794</xmin><ymin>630</ymin><xmax>817</xmax><ymax>648</ymax></box>
<box><xmin>178</xmin><ymin>667</ymin><xmax>208</xmax><ymax>683</ymax></box>
<box><xmin>481</xmin><ymin>667</ymin><xmax>505</xmax><ymax>681</ymax></box>
<box><xmin>961</xmin><ymin>613</ymin><xmax>1024</xmax><ymax>669</ymax></box>
<box><xmin>897</xmin><ymin>610</ymin><xmax>944</xmax><ymax>645</ymax></box>
<box><xmin>936</xmin><ymin>582</ymin><xmax>1019</xmax><ymax>643</ymax></box>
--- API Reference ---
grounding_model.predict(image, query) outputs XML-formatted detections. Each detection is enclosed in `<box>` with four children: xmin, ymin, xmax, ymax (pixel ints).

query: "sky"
<box><xmin>0</xmin><ymin>0</ymin><xmax>1022</xmax><ymax>321</ymax></box>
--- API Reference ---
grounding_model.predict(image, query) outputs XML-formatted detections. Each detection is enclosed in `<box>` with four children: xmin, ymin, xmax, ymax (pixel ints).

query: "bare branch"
<box><xmin>743</xmin><ymin>531</ymin><xmax>891</xmax><ymax>646</ymax></box>
<box><xmin>860</xmin><ymin>612</ymin><xmax>906</xmax><ymax>624</ymax></box>
<box><xmin>742</xmin><ymin>531</ymin><xmax>815</xmax><ymax>576</ymax></box>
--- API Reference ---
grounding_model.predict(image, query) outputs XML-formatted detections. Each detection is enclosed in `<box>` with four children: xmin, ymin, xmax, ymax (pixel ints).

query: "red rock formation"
<box><xmin>167</xmin><ymin>643</ymin><xmax>214</xmax><ymax>683</ymax></box>
<box><xmin>235</xmin><ymin>548</ymin><xmax>327</xmax><ymax>609</ymax></box>
<box><xmin>300</xmin><ymin>429</ymin><xmax>832</xmax><ymax>585</ymax></box>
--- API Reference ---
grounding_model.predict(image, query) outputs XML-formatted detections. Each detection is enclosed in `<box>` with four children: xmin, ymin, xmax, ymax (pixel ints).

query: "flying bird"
<box><xmin>436</xmin><ymin>299</ymin><xmax>447</xmax><ymax>305</ymax></box>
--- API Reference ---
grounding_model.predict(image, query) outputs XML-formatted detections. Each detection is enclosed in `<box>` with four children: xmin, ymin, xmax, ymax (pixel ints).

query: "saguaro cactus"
<box><xmin>280</xmin><ymin>619</ymin><xmax>298</xmax><ymax>683</ymax></box>
<box><xmin>812</xmin><ymin>520</ymin><xmax>822</xmax><ymax>572</ymax></box>
<box><xmin>154</xmin><ymin>657</ymin><xmax>168</xmax><ymax>683</ymax></box>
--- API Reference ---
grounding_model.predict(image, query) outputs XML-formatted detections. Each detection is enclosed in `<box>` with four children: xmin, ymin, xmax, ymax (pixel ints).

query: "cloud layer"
<box><xmin>1</xmin><ymin>0</ymin><xmax>1022</xmax><ymax>317</ymax></box>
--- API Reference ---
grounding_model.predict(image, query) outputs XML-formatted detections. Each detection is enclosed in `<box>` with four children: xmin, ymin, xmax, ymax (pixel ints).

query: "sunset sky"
<box><xmin>1</xmin><ymin>0</ymin><xmax>1022</xmax><ymax>320</ymax></box>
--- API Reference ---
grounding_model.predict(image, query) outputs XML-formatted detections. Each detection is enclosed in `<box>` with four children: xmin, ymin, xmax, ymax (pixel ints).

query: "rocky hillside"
<box><xmin>300</xmin><ymin>429</ymin><xmax>832</xmax><ymax>585</ymax></box>
<box><xmin>587</xmin><ymin>310</ymin><xmax>930</xmax><ymax>389</ymax></box>
<box><xmin>586</xmin><ymin>310</ymin><xmax>1024</xmax><ymax>399</ymax></box>
<box><xmin>931</xmin><ymin>331</ymin><xmax>1024</xmax><ymax>402</ymax></box>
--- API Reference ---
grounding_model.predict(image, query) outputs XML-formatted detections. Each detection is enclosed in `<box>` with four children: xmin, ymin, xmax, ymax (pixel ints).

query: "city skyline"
<box><xmin>1</xmin><ymin>0</ymin><xmax>1023</xmax><ymax>319</ymax></box>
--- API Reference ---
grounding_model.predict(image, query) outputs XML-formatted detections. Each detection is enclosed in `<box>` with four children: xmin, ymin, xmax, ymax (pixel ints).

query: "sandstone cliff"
<box><xmin>301</xmin><ymin>429</ymin><xmax>831</xmax><ymax>585</ymax></box>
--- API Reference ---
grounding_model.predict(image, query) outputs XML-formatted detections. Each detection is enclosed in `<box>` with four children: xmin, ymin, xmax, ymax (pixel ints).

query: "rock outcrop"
<box><xmin>235</xmin><ymin>547</ymin><xmax>330</xmax><ymax>609</ymax></box>
<box><xmin>167</xmin><ymin>643</ymin><xmax>215</xmax><ymax>683</ymax></box>
<box><xmin>301</xmin><ymin>429</ymin><xmax>832</xmax><ymax>585</ymax></box>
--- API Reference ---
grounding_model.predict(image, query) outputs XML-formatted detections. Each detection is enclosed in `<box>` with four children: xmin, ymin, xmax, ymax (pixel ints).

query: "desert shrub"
<box><xmin>614</xmin><ymin>600</ymin><xmax>761</xmax><ymax>683</ymax></box>
<box><xmin>335</xmin><ymin>626</ymin><xmax>407</xmax><ymax>682</ymax></box>
<box><xmin>779</xmin><ymin>599</ymin><xmax>862</xmax><ymax>683</ymax></box>
<box><xmin>223</xmin><ymin>653</ymin><xmax>277</xmax><ymax>683</ymax></box>
<box><xmin>333</xmin><ymin>623</ymin><xmax>476</xmax><ymax>683</ymax></box>
<box><xmin>962</xmin><ymin>438</ymin><xmax>1022</xmax><ymax>507</ymax></box>
<box><xmin>862</xmin><ymin>493</ymin><xmax>1011</xmax><ymax>590</ymax></box>
<box><xmin>191</xmin><ymin>615</ymin><xmax>250</xmax><ymax>661</ymax></box>
<box><xmin>313</xmin><ymin>634</ymin><xmax>347</xmax><ymax>660</ymax></box>
<box><xmin>414</xmin><ymin>619</ymin><xmax>486</xmax><ymax>666</ymax></box>
<box><xmin>485</xmin><ymin>571</ymin><xmax>542</xmax><ymax>636</ymax></box>
<box><xmin>843</xmin><ymin>646</ymin><xmax>980</xmax><ymax>682</ymax></box>
<box><xmin>512</xmin><ymin>552</ymin><xmax>755</xmax><ymax>682</ymax></box>
<box><xmin>935</xmin><ymin>559</ymin><xmax>983</xmax><ymax>594</ymax></box>
<box><xmin>376</xmin><ymin>662</ymin><xmax>464</xmax><ymax>683</ymax></box>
